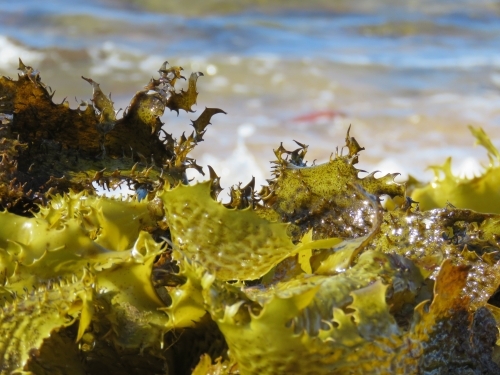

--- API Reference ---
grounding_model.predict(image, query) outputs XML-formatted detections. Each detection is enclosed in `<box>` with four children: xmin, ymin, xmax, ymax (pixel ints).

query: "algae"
<box><xmin>1</xmin><ymin>60</ymin><xmax>500</xmax><ymax>375</ymax></box>
<box><xmin>411</xmin><ymin>125</ymin><xmax>500</xmax><ymax>213</ymax></box>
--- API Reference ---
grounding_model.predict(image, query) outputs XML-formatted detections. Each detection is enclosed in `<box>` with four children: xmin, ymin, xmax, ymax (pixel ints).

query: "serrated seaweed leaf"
<box><xmin>190</xmin><ymin>107</ymin><xmax>226</xmax><ymax>142</ymax></box>
<box><xmin>0</xmin><ymin>272</ymin><xmax>93</xmax><ymax>375</ymax></box>
<box><xmin>81</xmin><ymin>76</ymin><xmax>116</xmax><ymax>126</ymax></box>
<box><xmin>167</xmin><ymin>72</ymin><xmax>203</xmax><ymax>114</ymax></box>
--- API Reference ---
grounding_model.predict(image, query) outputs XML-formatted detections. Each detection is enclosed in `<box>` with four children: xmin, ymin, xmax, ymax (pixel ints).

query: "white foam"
<box><xmin>88</xmin><ymin>42</ymin><xmax>136</xmax><ymax>76</ymax></box>
<box><xmin>238</xmin><ymin>123</ymin><xmax>255</xmax><ymax>138</ymax></box>
<box><xmin>373</xmin><ymin>158</ymin><xmax>408</xmax><ymax>182</ymax></box>
<box><xmin>138</xmin><ymin>55</ymin><xmax>168</xmax><ymax>74</ymax></box>
<box><xmin>228</xmin><ymin>55</ymin><xmax>241</xmax><ymax>65</ymax></box>
<box><xmin>491</xmin><ymin>73</ymin><xmax>500</xmax><ymax>87</ymax></box>
<box><xmin>207</xmin><ymin>75</ymin><xmax>229</xmax><ymax>90</ymax></box>
<box><xmin>452</xmin><ymin>157</ymin><xmax>483</xmax><ymax>179</ymax></box>
<box><xmin>206</xmin><ymin>64</ymin><xmax>217</xmax><ymax>76</ymax></box>
<box><xmin>429</xmin><ymin>93</ymin><xmax>459</xmax><ymax>103</ymax></box>
<box><xmin>0</xmin><ymin>36</ymin><xmax>44</xmax><ymax>71</ymax></box>
<box><xmin>186</xmin><ymin>124</ymin><xmax>267</xmax><ymax>199</ymax></box>
<box><xmin>92</xmin><ymin>181</ymin><xmax>135</xmax><ymax>199</ymax></box>
<box><xmin>249</xmin><ymin>53</ymin><xmax>280</xmax><ymax>75</ymax></box>
<box><xmin>232</xmin><ymin>84</ymin><xmax>249</xmax><ymax>94</ymax></box>
<box><xmin>271</xmin><ymin>72</ymin><xmax>284</xmax><ymax>85</ymax></box>
<box><xmin>246</xmin><ymin>98</ymin><xmax>262</xmax><ymax>109</ymax></box>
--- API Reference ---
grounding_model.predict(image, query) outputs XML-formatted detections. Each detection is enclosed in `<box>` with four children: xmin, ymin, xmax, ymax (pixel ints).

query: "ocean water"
<box><xmin>1</xmin><ymin>0</ymin><xmax>500</xmax><ymax>192</ymax></box>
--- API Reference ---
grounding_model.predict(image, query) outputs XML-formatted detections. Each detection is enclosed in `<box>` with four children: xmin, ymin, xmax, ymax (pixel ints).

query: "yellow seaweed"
<box><xmin>259</xmin><ymin>129</ymin><xmax>404</xmax><ymax>241</ymax></box>
<box><xmin>1</xmin><ymin>60</ymin><xmax>500</xmax><ymax>374</ymax></box>
<box><xmin>411</xmin><ymin>125</ymin><xmax>500</xmax><ymax>212</ymax></box>
<box><xmin>0</xmin><ymin>271</ymin><xmax>94</xmax><ymax>374</ymax></box>
<box><xmin>160</xmin><ymin>181</ymin><xmax>296</xmax><ymax>281</ymax></box>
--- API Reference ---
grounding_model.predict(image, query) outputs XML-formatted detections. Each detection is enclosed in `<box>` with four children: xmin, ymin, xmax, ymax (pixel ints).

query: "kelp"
<box><xmin>1</xmin><ymin>60</ymin><xmax>500</xmax><ymax>375</ymax></box>
<box><xmin>256</xmin><ymin>128</ymin><xmax>404</xmax><ymax>241</ymax></box>
<box><xmin>411</xmin><ymin>125</ymin><xmax>500</xmax><ymax>213</ymax></box>
<box><xmin>201</xmin><ymin>259</ymin><xmax>497</xmax><ymax>374</ymax></box>
<box><xmin>0</xmin><ymin>59</ymin><xmax>225</xmax><ymax>214</ymax></box>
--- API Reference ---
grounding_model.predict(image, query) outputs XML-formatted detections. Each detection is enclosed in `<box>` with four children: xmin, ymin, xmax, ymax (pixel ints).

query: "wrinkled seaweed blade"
<box><xmin>0</xmin><ymin>277</ymin><xmax>91</xmax><ymax>374</ymax></box>
<box><xmin>161</xmin><ymin>181</ymin><xmax>295</xmax><ymax>281</ymax></box>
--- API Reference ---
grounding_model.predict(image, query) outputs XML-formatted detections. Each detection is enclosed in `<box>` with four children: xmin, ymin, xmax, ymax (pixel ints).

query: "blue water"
<box><xmin>2</xmin><ymin>0</ymin><xmax>499</xmax><ymax>70</ymax></box>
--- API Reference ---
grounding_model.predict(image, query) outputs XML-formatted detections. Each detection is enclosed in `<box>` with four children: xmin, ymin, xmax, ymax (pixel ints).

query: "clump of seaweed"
<box><xmin>0</xmin><ymin>59</ymin><xmax>225</xmax><ymax>215</ymax></box>
<box><xmin>1</xmin><ymin>60</ymin><xmax>500</xmax><ymax>375</ymax></box>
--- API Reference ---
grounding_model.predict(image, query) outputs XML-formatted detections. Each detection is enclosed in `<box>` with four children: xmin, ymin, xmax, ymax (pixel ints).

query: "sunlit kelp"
<box><xmin>0</xmin><ymin>206</ymin><xmax>168</xmax><ymax>373</ymax></box>
<box><xmin>1</xmin><ymin>60</ymin><xmax>500</xmax><ymax>375</ymax></box>
<box><xmin>0</xmin><ymin>271</ymin><xmax>94</xmax><ymax>373</ymax></box>
<box><xmin>198</xmin><ymin>259</ymin><xmax>498</xmax><ymax>374</ymax></box>
<box><xmin>411</xmin><ymin>125</ymin><xmax>500</xmax><ymax>213</ymax></box>
<box><xmin>255</xmin><ymin>129</ymin><xmax>404</xmax><ymax>241</ymax></box>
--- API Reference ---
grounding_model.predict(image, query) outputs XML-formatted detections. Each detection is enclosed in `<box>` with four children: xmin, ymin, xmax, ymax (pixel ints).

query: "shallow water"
<box><xmin>1</xmin><ymin>0</ymin><xmax>500</xmax><ymax>190</ymax></box>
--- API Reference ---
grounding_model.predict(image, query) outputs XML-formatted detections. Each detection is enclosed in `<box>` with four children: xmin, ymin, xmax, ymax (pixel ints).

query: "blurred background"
<box><xmin>1</xmin><ymin>0</ymin><xmax>500</xmax><ymax>189</ymax></box>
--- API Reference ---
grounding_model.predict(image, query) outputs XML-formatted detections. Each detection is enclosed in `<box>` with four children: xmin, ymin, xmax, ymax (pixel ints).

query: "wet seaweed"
<box><xmin>1</xmin><ymin>60</ymin><xmax>500</xmax><ymax>375</ymax></box>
